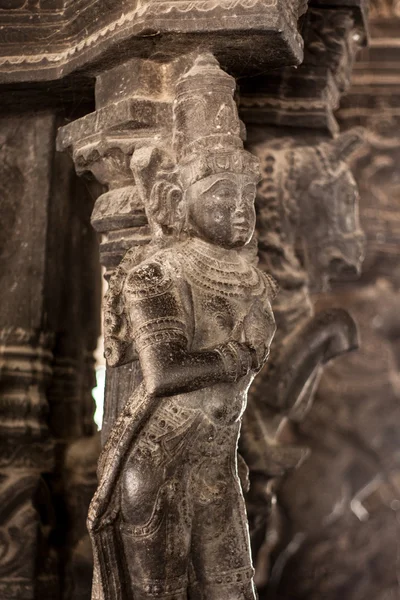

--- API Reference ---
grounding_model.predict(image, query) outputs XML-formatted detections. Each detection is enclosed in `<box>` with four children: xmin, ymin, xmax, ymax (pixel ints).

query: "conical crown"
<box><xmin>173</xmin><ymin>53</ymin><xmax>260</xmax><ymax>188</ymax></box>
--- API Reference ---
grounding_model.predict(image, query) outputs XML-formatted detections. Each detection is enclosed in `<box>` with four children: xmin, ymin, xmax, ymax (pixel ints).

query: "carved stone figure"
<box><xmin>271</xmin><ymin>17</ymin><xmax>400</xmax><ymax>593</ymax></box>
<box><xmin>0</xmin><ymin>0</ymin><xmax>385</xmax><ymax>598</ymax></box>
<box><xmin>238</xmin><ymin>127</ymin><xmax>365</xmax><ymax>589</ymax></box>
<box><xmin>236</xmin><ymin>2</ymin><xmax>368</xmax><ymax>588</ymax></box>
<box><xmin>87</xmin><ymin>54</ymin><xmax>277</xmax><ymax>600</ymax></box>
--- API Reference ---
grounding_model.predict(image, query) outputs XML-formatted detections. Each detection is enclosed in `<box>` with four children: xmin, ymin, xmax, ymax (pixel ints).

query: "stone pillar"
<box><xmin>56</xmin><ymin>7</ymin><xmax>308</xmax><ymax>592</ymax></box>
<box><xmin>0</xmin><ymin>113</ymin><xmax>60</xmax><ymax>600</ymax></box>
<box><xmin>46</xmin><ymin>169</ymin><xmax>101</xmax><ymax>600</ymax></box>
<box><xmin>0</xmin><ymin>109</ymin><xmax>101</xmax><ymax>600</ymax></box>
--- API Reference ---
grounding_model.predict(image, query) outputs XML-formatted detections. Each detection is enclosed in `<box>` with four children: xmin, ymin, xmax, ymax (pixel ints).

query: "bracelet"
<box><xmin>215</xmin><ymin>341</ymin><xmax>251</xmax><ymax>382</ymax></box>
<box><xmin>236</xmin><ymin>343</ymin><xmax>253</xmax><ymax>377</ymax></box>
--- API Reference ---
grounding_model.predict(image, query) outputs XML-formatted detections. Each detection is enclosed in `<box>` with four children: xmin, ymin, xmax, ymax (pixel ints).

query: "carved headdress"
<box><xmin>131</xmin><ymin>53</ymin><xmax>261</xmax><ymax>235</ymax></box>
<box><xmin>173</xmin><ymin>53</ymin><xmax>260</xmax><ymax>189</ymax></box>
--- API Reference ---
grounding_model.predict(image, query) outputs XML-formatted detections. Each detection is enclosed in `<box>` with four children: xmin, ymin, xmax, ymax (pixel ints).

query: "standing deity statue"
<box><xmin>87</xmin><ymin>54</ymin><xmax>277</xmax><ymax>600</ymax></box>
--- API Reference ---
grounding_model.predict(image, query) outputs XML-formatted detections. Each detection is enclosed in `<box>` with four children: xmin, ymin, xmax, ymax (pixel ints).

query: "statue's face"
<box><xmin>185</xmin><ymin>173</ymin><xmax>257</xmax><ymax>249</ymax></box>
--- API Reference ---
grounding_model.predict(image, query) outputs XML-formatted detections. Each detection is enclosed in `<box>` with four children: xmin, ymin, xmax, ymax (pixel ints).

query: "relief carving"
<box><xmin>240</xmin><ymin>128</ymin><xmax>365</xmax><ymax>590</ymax></box>
<box><xmin>370</xmin><ymin>0</ymin><xmax>400</xmax><ymax>17</ymax></box>
<box><xmin>275</xmin><ymin>85</ymin><xmax>400</xmax><ymax>597</ymax></box>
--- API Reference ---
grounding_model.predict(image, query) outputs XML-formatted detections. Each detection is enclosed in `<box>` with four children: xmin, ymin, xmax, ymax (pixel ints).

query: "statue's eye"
<box><xmin>213</xmin><ymin>186</ymin><xmax>232</xmax><ymax>200</ymax></box>
<box><xmin>242</xmin><ymin>184</ymin><xmax>255</xmax><ymax>202</ymax></box>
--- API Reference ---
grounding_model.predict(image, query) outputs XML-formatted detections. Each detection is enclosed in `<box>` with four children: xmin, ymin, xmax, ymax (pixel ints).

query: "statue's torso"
<box><xmin>125</xmin><ymin>237</ymin><xmax>276</xmax><ymax>427</ymax></box>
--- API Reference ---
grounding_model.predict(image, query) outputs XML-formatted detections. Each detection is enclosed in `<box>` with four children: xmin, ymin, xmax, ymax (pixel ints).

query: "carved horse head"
<box><xmin>295</xmin><ymin>130</ymin><xmax>366</xmax><ymax>290</ymax></box>
<box><xmin>253</xmin><ymin>129</ymin><xmax>365</xmax><ymax>293</ymax></box>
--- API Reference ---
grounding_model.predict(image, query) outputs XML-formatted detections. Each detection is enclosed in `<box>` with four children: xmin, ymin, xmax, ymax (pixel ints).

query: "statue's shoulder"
<box><xmin>123</xmin><ymin>247</ymin><xmax>181</xmax><ymax>300</ymax></box>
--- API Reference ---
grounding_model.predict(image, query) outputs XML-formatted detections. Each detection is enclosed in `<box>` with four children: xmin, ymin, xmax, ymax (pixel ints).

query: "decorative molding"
<box><xmin>240</xmin><ymin>5</ymin><xmax>367</xmax><ymax>135</ymax></box>
<box><xmin>370</xmin><ymin>0</ymin><xmax>400</xmax><ymax>18</ymax></box>
<box><xmin>0</xmin><ymin>0</ymin><xmax>307</xmax><ymax>82</ymax></box>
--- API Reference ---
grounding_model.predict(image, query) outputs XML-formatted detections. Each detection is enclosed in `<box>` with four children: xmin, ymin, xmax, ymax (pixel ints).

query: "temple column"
<box><xmin>0</xmin><ymin>106</ymin><xmax>101</xmax><ymax>600</ymax></box>
<box><xmin>0</xmin><ymin>112</ymin><xmax>60</xmax><ymax>600</ymax></box>
<box><xmin>56</xmin><ymin>8</ymin><xmax>308</xmax><ymax>593</ymax></box>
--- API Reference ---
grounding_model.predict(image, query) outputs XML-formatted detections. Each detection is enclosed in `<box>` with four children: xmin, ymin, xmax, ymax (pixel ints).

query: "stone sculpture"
<box><xmin>236</xmin><ymin>2</ymin><xmax>368</xmax><ymax>587</ymax></box>
<box><xmin>271</xmin><ymin>20</ymin><xmax>400</xmax><ymax>593</ymax></box>
<box><xmin>0</xmin><ymin>0</ymin><xmax>384</xmax><ymax>598</ymax></box>
<box><xmin>87</xmin><ymin>54</ymin><xmax>277</xmax><ymax>600</ymax></box>
<box><xmin>239</xmin><ymin>129</ymin><xmax>365</xmax><ymax>586</ymax></box>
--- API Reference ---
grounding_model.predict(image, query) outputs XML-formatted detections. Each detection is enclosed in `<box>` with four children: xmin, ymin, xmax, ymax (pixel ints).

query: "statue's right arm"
<box><xmin>124</xmin><ymin>260</ymin><xmax>256</xmax><ymax>397</ymax></box>
<box><xmin>138</xmin><ymin>338</ymin><xmax>254</xmax><ymax>397</ymax></box>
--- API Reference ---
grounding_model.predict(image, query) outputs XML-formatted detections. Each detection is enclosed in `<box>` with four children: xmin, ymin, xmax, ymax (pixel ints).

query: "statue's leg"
<box><xmin>190</xmin><ymin>434</ymin><xmax>257</xmax><ymax>600</ymax></box>
<box><xmin>119</xmin><ymin>416</ymin><xmax>195</xmax><ymax>599</ymax></box>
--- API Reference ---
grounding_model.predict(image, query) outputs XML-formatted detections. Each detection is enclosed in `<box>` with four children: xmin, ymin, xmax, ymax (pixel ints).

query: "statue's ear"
<box><xmin>150</xmin><ymin>179</ymin><xmax>183</xmax><ymax>231</ymax></box>
<box><xmin>131</xmin><ymin>145</ymin><xmax>183</xmax><ymax>233</ymax></box>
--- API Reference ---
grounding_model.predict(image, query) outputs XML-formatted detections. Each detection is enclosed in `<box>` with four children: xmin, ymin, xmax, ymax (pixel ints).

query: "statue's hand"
<box><xmin>243</xmin><ymin>302</ymin><xmax>275</xmax><ymax>370</ymax></box>
<box><xmin>215</xmin><ymin>340</ymin><xmax>258</xmax><ymax>382</ymax></box>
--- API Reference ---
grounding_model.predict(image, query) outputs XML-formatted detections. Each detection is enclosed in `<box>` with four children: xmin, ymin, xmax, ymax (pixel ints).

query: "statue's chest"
<box><xmin>178</xmin><ymin>246</ymin><xmax>273</xmax><ymax>353</ymax></box>
<box><xmin>190</xmin><ymin>288</ymin><xmax>261</xmax><ymax>350</ymax></box>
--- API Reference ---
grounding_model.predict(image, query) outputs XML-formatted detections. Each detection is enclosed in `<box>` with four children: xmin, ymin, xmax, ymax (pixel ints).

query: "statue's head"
<box><xmin>179</xmin><ymin>145</ymin><xmax>260</xmax><ymax>248</ymax></box>
<box><xmin>131</xmin><ymin>144</ymin><xmax>260</xmax><ymax>250</ymax></box>
<box><xmin>253</xmin><ymin>129</ymin><xmax>365</xmax><ymax>291</ymax></box>
<box><xmin>132</xmin><ymin>52</ymin><xmax>261</xmax><ymax>250</ymax></box>
<box><xmin>173</xmin><ymin>53</ymin><xmax>261</xmax><ymax>249</ymax></box>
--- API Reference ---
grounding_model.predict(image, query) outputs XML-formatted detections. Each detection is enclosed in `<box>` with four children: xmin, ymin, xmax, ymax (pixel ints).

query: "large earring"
<box><xmin>150</xmin><ymin>180</ymin><xmax>183</xmax><ymax>236</ymax></box>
